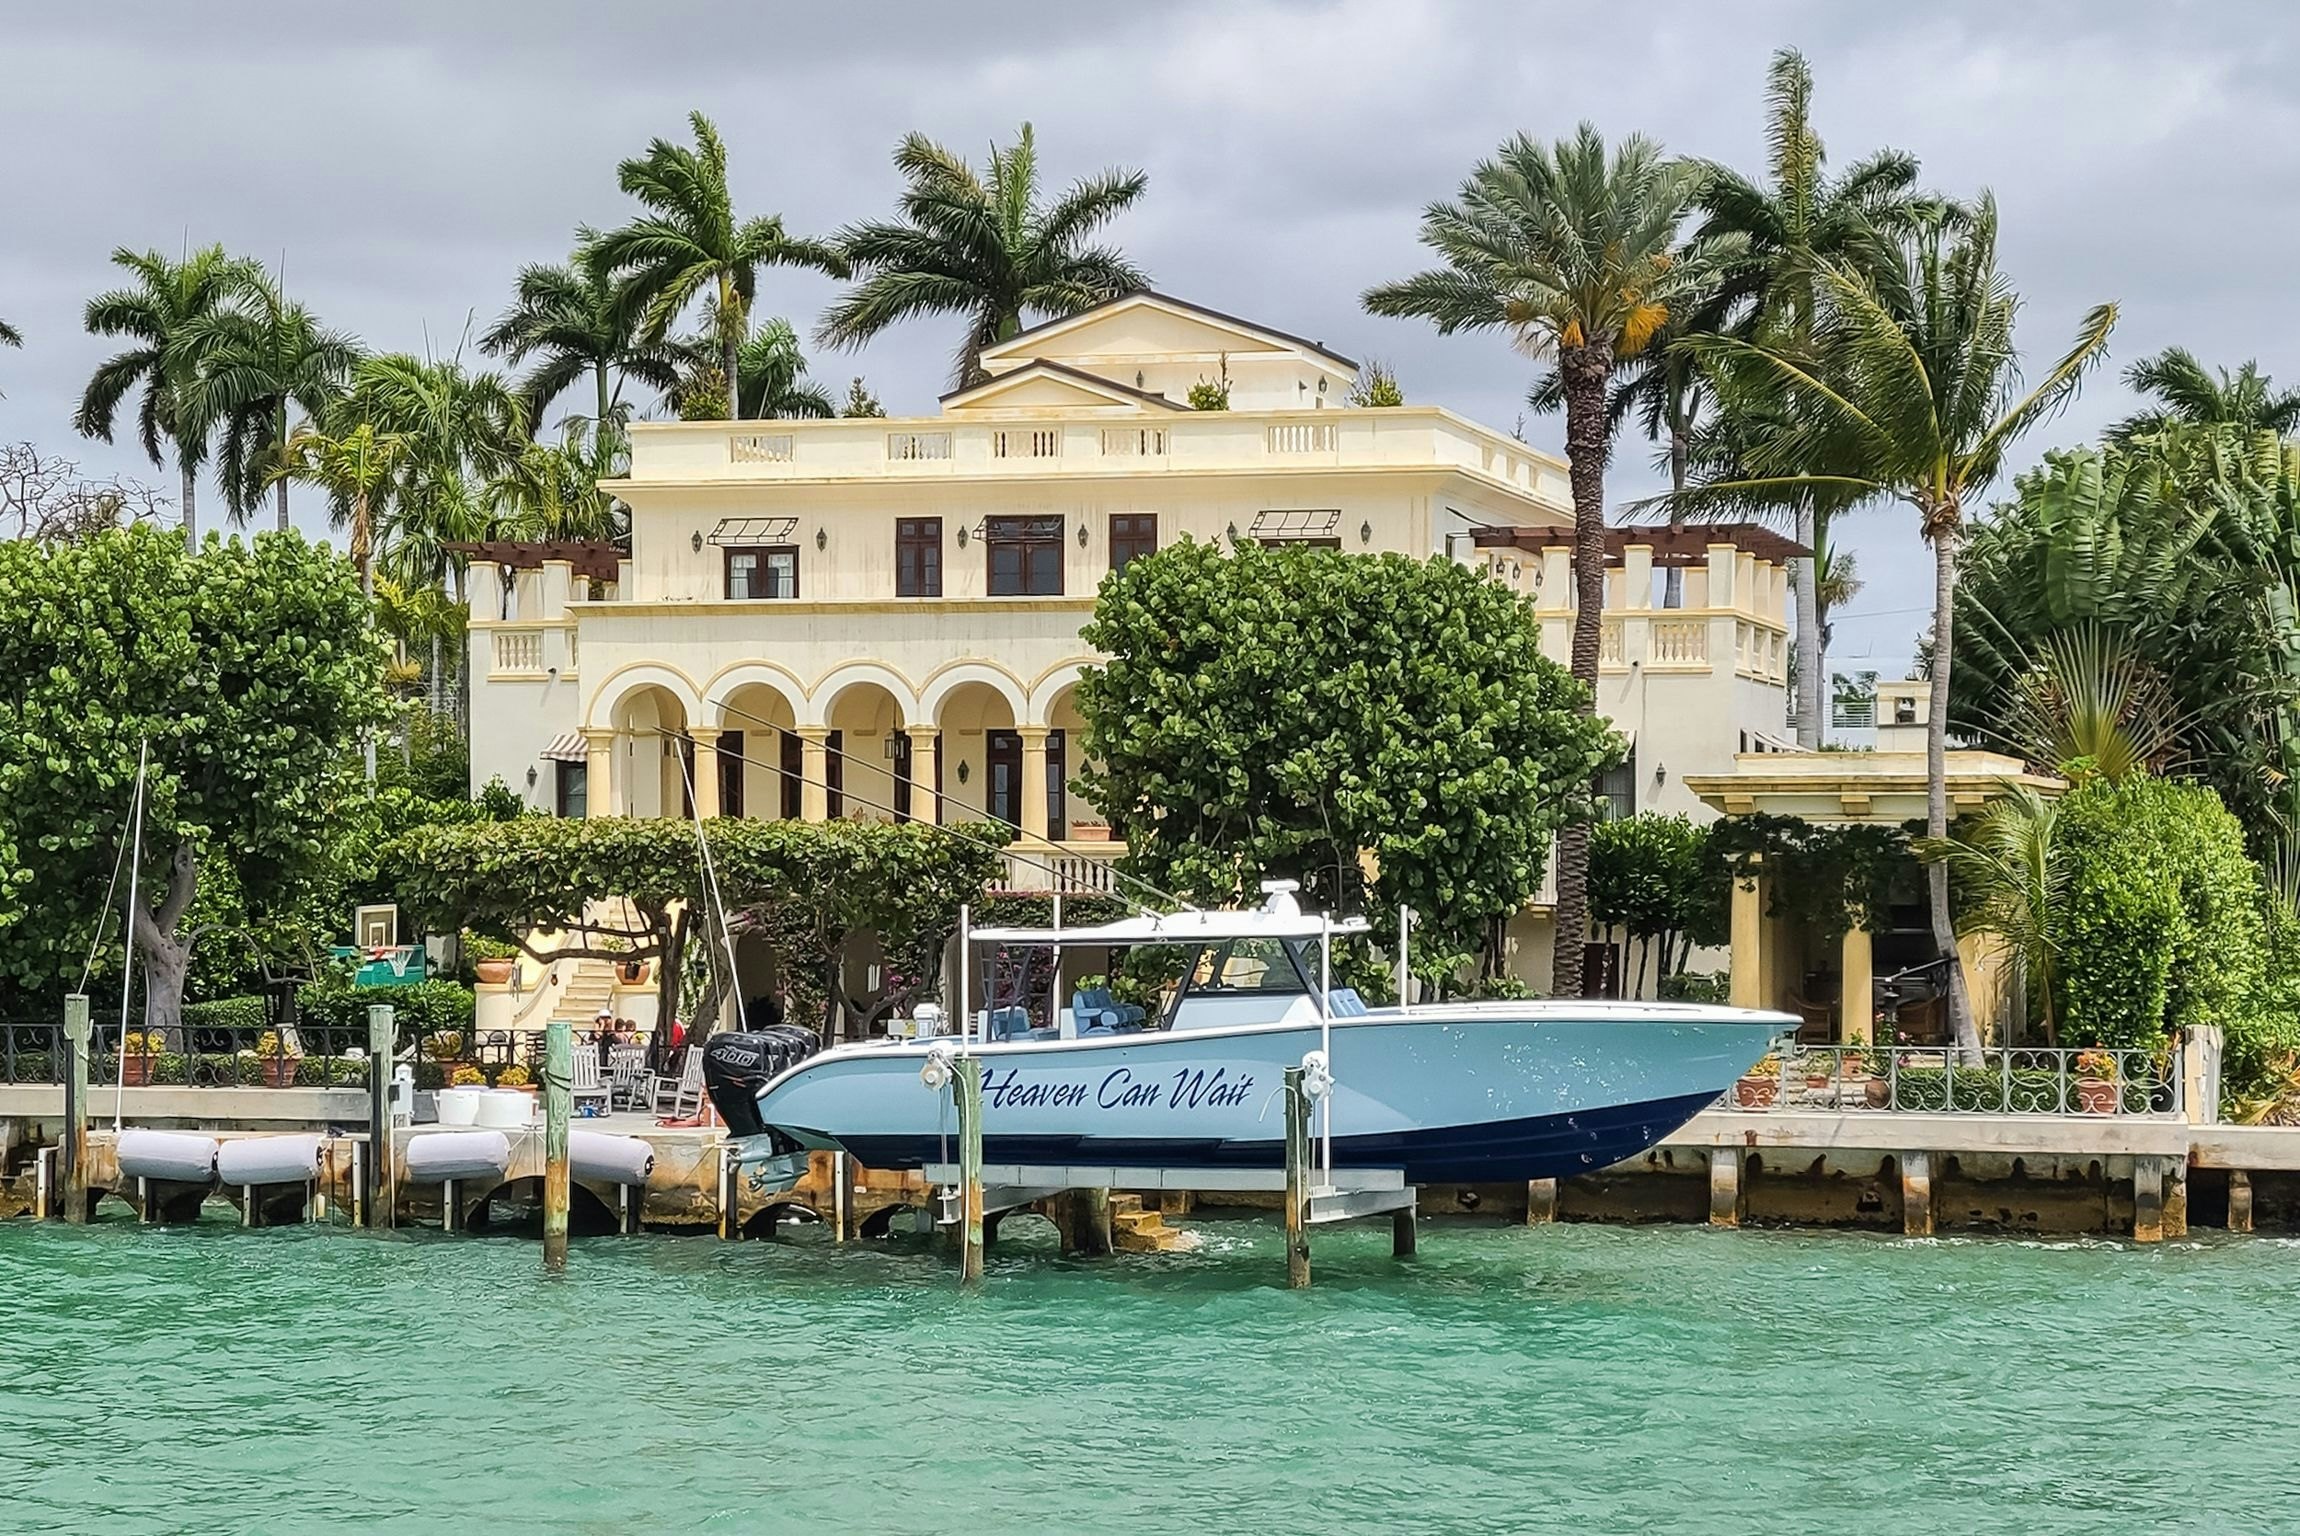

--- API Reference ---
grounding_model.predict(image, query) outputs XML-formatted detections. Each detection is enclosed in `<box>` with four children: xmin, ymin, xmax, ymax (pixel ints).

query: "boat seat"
<box><xmin>1327</xmin><ymin>988</ymin><xmax>1370</xmax><ymax>1017</ymax></box>
<box><xmin>986</xmin><ymin>1007</ymin><xmax>1035</xmax><ymax>1042</ymax></box>
<box><xmin>1072</xmin><ymin>987</ymin><xmax>1146</xmax><ymax>1032</ymax></box>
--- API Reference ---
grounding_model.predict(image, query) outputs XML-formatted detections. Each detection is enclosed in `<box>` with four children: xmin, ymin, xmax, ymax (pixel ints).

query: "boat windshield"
<box><xmin>1159</xmin><ymin>937</ymin><xmax>1318</xmax><ymax>1025</ymax></box>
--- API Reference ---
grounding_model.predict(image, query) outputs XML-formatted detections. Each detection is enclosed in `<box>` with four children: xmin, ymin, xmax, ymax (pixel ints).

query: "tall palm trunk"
<box><xmin>720</xmin><ymin>280</ymin><xmax>744</xmax><ymax>422</ymax></box>
<box><xmin>1794</xmin><ymin>508</ymin><xmax>1822</xmax><ymax>746</ymax></box>
<box><xmin>595</xmin><ymin>363</ymin><xmax>614</xmax><ymax>458</ymax></box>
<box><xmin>178</xmin><ymin>452</ymin><xmax>197</xmax><ymax>551</ymax></box>
<box><xmin>1662</xmin><ymin>397</ymin><xmax>1689</xmax><ymax>609</ymax></box>
<box><xmin>356</xmin><ymin>490</ymin><xmax>377</xmax><ymax>784</ymax></box>
<box><xmin>275</xmin><ymin>402</ymin><xmax>292</xmax><ymax>532</ymax></box>
<box><xmin>1925</xmin><ymin>516</ymin><xmax>1977</xmax><ymax>1055</ymax></box>
<box><xmin>1550</xmin><ymin>342</ymin><xmax>1611</xmax><ymax>999</ymax></box>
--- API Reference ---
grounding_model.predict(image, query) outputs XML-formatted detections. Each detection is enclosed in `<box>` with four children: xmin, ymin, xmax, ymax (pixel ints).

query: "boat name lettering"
<box><xmin>975</xmin><ymin>1066</ymin><xmax>1258</xmax><ymax>1112</ymax></box>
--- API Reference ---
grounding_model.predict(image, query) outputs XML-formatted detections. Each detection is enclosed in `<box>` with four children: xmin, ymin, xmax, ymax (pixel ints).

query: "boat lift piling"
<box><xmin>1284</xmin><ymin>1066</ymin><xmax>1311</xmax><ymax>1288</ymax></box>
<box><xmin>542</xmin><ymin>1018</ymin><xmax>572</xmax><ymax>1273</ymax></box>
<box><xmin>365</xmin><ymin>1005</ymin><xmax>396</xmax><ymax>1230</ymax></box>
<box><xmin>61</xmin><ymin>993</ymin><xmax>90</xmax><ymax>1226</ymax></box>
<box><xmin>956</xmin><ymin>1054</ymin><xmax>987</xmax><ymax>1285</ymax></box>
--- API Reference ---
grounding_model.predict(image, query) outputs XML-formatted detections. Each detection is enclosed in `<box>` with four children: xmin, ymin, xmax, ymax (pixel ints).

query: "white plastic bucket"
<box><xmin>475</xmin><ymin>1090</ymin><xmax>534</xmax><ymax>1129</ymax></box>
<box><xmin>436</xmin><ymin>1089</ymin><xmax>481</xmax><ymax>1127</ymax></box>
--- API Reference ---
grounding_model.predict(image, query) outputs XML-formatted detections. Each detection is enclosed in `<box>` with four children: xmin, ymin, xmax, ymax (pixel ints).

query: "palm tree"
<box><xmin>270</xmin><ymin>420</ymin><xmax>404</xmax><ymax>597</ymax></box>
<box><xmin>75</xmin><ymin>244</ymin><xmax>262</xmax><ymax>549</ymax></box>
<box><xmin>587</xmin><ymin>111</ymin><xmax>847</xmax><ymax>421</ymax></box>
<box><xmin>1672</xmin><ymin>198</ymin><xmax>2117</xmax><ymax>1052</ymax></box>
<box><xmin>185</xmin><ymin>271</ymin><xmax>361</xmax><ymax>531</ymax></box>
<box><xmin>732</xmin><ymin>315</ymin><xmax>836</xmax><ymax>419</ymax></box>
<box><xmin>485</xmin><ymin>426</ymin><xmax>627</xmax><ymax>545</ymax></box>
<box><xmin>336</xmin><ymin>352</ymin><xmax>527</xmax><ymax>582</ymax></box>
<box><xmin>481</xmin><ymin>253</ymin><xmax>684</xmax><ymax>452</ymax></box>
<box><xmin>1363</xmin><ymin>124</ymin><xmax>1709</xmax><ymax>998</ymax></box>
<box><xmin>1920</xmin><ymin>785</ymin><xmax>2067</xmax><ymax>1044</ymax></box>
<box><xmin>1692</xmin><ymin>48</ymin><xmax>1929</xmax><ymax>745</ymax></box>
<box><xmin>818</xmin><ymin>123</ymin><xmax>1149</xmax><ymax>389</ymax></box>
<box><xmin>2110</xmin><ymin>348</ymin><xmax>2300</xmax><ymax>443</ymax></box>
<box><xmin>0</xmin><ymin>316</ymin><xmax>19</xmax><ymax>398</ymax></box>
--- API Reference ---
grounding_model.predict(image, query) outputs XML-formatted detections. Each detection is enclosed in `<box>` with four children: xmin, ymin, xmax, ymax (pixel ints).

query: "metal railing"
<box><xmin>1</xmin><ymin>1020</ymin><xmax>377</xmax><ymax>1088</ymax></box>
<box><xmin>1718</xmin><ymin>1044</ymin><xmax>2180</xmax><ymax>1118</ymax></box>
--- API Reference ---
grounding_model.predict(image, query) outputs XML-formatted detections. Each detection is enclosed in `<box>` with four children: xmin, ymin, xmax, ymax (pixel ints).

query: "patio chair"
<box><xmin>606</xmin><ymin>1043</ymin><xmax>648</xmax><ymax>1109</ymax></box>
<box><xmin>571</xmin><ymin>1049</ymin><xmax>611</xmax><ymax>1116</ymax></box>
<box><xmin>645</xmin><ymin>1046</ymin><xmax>706</xmax><ymax>1118</ymax></box>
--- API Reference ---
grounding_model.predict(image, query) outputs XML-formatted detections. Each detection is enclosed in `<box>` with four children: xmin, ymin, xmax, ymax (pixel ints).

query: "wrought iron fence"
<box><xmin>1718</xmin><ymin>1043</ymin><xmax>2180</xmax><ymax>1118</ymax></box>
<box><xmin>2</xmin><ymin>1022</ymin><xmax>61</xmax><ymax>1085</ymax></box>
<box><xmin>0</xmin><ymin>1019</ymin><xmax>371</xmax><ymax>1088</ymax></box>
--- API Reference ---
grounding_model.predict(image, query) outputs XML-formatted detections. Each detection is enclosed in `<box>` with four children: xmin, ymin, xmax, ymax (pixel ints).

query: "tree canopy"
<box><xmin>0</xmin><ymin>524</ymin><xmax>388</xmax><ymax>1027</ymax></box>
<box><xmin>1073</xmin><ymin>539</ymin><xmax>1621</xmax><ymax>983</ymax></box>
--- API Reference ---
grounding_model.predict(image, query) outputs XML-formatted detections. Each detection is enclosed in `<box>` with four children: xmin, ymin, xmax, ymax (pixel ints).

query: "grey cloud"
<box><xmin>4</xmin><ymin>0</ymin><xmax>2296</xmax><ymax>673</ymax></box>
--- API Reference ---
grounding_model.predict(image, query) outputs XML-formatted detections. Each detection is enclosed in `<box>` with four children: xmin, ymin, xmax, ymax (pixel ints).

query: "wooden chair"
<box><xmin>645</xmin><ymin>1046</ymin><xmax>706</xmax><ymax>1118</ymax></box>
<box><xmin>571</xmin><ymin>1049</ymin><xmax>611</xmax><ymax>1115</ymax></box>
<box><xmin>605</xmin><ymin>1043</ymin><xmax>648</xmax><ymax>1109</ymax></box>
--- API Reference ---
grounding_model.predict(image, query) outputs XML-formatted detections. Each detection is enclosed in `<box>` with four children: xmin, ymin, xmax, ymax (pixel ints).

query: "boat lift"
<box><xmin>922</xmin><ymin>888</ymin><xmax>1420</xmax><ymax>1287</ymax></box>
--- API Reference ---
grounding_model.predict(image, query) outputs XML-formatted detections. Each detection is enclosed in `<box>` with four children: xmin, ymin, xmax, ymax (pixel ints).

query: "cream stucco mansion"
<box><xmin>465</xmin><ymin>293</ymin><xmax>1796</xmax><ymax>987</ymax></box>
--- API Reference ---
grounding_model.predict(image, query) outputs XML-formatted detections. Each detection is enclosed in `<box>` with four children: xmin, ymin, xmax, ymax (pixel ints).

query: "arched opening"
<box><xmin>934</xmin><ymin>680</ymin><xmax>1020</xmax><ymax>826</ymax></box>
<box><xmin>467</xmin><ymin>1175</ymin><xmax>620</xmax><ymax>1237</ymax></box>
<box><xmin>822</xmin><ymin>681</ymin><xmax>907</xmax><ymax>823</ymax></box>
<box><xmin>716</xmin><ymin>681</ymin><xmax>798</xmax><ymax>820</ymax></box>
<box><xmin>610</xmin><ymin>685</ymin><xmax>691</xmax><ymax>820</ymax></box>
<box><xmin>1043</xmin><ymin>681</ymin><xmax>1095</xmax><ymax>841</ymax></box>
<box><xmin>741</xmin><ymin>1200</ymin><xmax>827</xmax><ymax>1241</ymax></box>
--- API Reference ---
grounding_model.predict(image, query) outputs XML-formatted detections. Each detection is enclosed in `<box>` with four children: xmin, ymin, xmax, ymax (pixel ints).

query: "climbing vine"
<box><xmin>1707</xmin><ymin>813</ymin><xmax>1912</xmax><ymax>940</ymax></box>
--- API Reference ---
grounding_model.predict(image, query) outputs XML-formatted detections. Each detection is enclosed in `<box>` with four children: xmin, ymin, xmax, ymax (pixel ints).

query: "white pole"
<box><xmin>1398</xmin><ymin>904</ymin><xmax>1412</xmax><ymax>1016</ymax></box>
<box><xmin>114</xmin><ymin>740</ymin><xmax>149</xmax><ymax>1132</ymax></box>
<box><xmin>1319</xmin><ymin>913</ymin><xmax>1332</xmax><ymax>1180</ymax></box>
<box><xmin>957</xmin><ymin>903</ymin><xmax>971</xmax><ymax>1050</ymax></box>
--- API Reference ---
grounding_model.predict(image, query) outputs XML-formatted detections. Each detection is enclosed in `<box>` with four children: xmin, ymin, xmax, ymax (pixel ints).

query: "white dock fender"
<box><xmin>402</xmin><ymin>1130</ymin><xmax>514</xmax><ymax>1184</ymax></box>
<box><xmin>115</xmin><ymin>1129</ymin><xmax>220</xmax><ymax>1183</ymax></box>
<box><xmin>216</xmin><ymin>1134</ymin><xmax>324</xmax><ymax>1187</ymax></box>
<box><xmin>569</xmin><ymin>1130</ymin><xmax>654</xmax><ymax>1186</ymax></box>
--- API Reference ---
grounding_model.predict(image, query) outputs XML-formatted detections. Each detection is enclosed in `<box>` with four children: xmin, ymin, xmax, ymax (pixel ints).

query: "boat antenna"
<box><xmin>114</xmin><ymin>738</ymin><xmax>150</xmax><ymax>1132</ymax></box>
<box><xmin>696</xmin><ymin>693</ymin><xmax>1190</xmax><ymax>915</ymax></box>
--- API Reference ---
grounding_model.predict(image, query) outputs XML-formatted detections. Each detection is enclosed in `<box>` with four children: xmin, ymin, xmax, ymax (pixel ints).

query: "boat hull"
<box><xmin>749</xmin><ymin>1007</ymin><xmax>1785</xmax><ymax>1185</ymax></box>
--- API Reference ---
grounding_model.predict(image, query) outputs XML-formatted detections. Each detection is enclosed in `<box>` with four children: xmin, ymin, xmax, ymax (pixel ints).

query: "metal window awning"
<box><xmin>970</xmin><ymin>515</ymin><xmax>1065</xmax><ymax>542</ymax></box>
<box><xmin>709</xmin><ymin>517</ymin><xmax>798</xmax><ymax>547</ymax></box>
<box><xmin>540</xmin><ymin>730</ymin><xmax>589</xmax><ymax>762</ymax></box>
<box><xmin>1249</xmin><ymin>508</ymin><xmax>1341</xmax><ymax>540</ymax></box>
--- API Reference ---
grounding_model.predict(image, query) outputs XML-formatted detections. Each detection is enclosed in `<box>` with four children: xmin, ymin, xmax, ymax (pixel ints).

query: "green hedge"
<box><xmin>182</xmin><ymin>995</ymin><xmax>269</xmax><ymax>1034</ymax></box>
<box><xmin>296</xmin><ymin>978</ymin><xmax>474</xmax><ymax>1045</ymax></box>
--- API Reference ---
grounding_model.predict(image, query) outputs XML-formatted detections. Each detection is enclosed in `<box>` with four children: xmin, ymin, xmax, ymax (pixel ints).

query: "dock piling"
<box><xmin>542</xmin><ymin>1018</ymin><xmax>571</xmax><ymax>1273</ymax></box>
<box><xmin>1525</xmin><ymin>1178</ymin><xmax>1557</xmax><ymax>1226</ymax></box>
<box><xmin>957</xmin><ymin>1055</ymin><xmax>985</xmax><ymax>1286</ymax></box>
<box><xmin>1283</xmin><ymin>1065</ymin><xmax>1310</xmax><ymax>1289</ymax></box>
<box><xmin>2133</xmin><ymin>1155</ymin><xmax>2165</xmax><ymax>1244</ymax></box>
<box><xmin>1391</xmin><ymin>1205</ymin><xmax>1417</xmax><ymax>1258</ymax></box>
<box><xmin>61</xmin><ymin>994</ymin><xmax>89</xmax><ymax>1226</ymax></box>
<box><xmin>1902</xmin><ymin>1152</ymin><xmax>1934</xmax><ymax>1237</ymax></box>
<box><xmin>1708</xmin><ymin>1148</ymin><xmax>1742</xmax><ymax>1229</ymax></box>
<box><xmin>365</xmin><ymin>1005</ymin><xmax>395</xmax><ymax>1230</ymax></box>
<box><xmin>2229</xmin><ymin>1169</ymin><xmax>2254</xmax><ymax>1233</ymax></box>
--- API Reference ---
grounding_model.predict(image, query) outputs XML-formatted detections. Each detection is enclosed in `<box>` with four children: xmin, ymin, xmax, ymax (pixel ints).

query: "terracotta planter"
<box><xmin>1733</xmin><ymin>1076</ymin><xmax>1777</xmax><ymax>1108</ymax></box>
<box><xmin>618</xmin><ymin>960</ymin><xmax>649</xmax><ymax>985</ymax></box>
<box><xmin>474</xmin><ymin>958</ymin><xmax>516</xmax><ymax>985</ymax></box>
<box><xmin>120</xmin><ymin>1054</ymin><xmax>156</xmax><ymax>1087</ymax></box>
<box><xmin>1069</xmin><ymin>824</ymin><xmax>1112</xmax><ymax>843</ymax></box>
<box><xmin>1863</xmin><ymin>1076</ymin><xmax>1891</xmax><ymax>1109</ymax></box>
<box><xmin>2076</xmin><ymin>1077</ymin><xmax>2116</xmax><ymax>1114</ymax></box>
<box><xmin>261</xmin><ymin>1056</ymin><xmax>302</xmax><ymax>1089</ymax></box>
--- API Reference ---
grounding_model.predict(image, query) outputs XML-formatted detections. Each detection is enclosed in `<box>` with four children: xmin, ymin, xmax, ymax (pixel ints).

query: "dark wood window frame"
<box><xmin>896</xmin><ymin>517</ymin><xmax>943</xmax><ymax>597</ymax></box>
<box><xmin>1109</xmin><ymin>513</ymin><xmax>1159</xmax><ymax>572</ymax></box>
<box><xmin>985</xmin><ymin>515</ymin><xmax>1065</xmax><ymax>597</ymax></box>
<box><xmin>724</xmin><ymin>544</ymin><xmax>800</xmax><ymax>600</ymax></box>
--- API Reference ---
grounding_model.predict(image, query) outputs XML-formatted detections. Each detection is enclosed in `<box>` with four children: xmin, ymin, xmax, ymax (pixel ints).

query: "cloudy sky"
<box><xmin>2</xmin><ymin>1</ymin><xmax>2290</xmax><ymax>673</ymax></box>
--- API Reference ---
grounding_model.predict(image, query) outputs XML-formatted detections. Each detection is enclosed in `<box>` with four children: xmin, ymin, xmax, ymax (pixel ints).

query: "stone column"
<box><xmin>799</xmin><ymin>727</ymin><xmax>831</xmax><ymax>822</ymax></box>
<box><xmin>582</xmin><ymin>728</ymin><xmax>614</xmax><ymax>819</ymax></box>
<box><xmin>907</xmin><ymin>727</ymin><xmax>941</xmax><ymax>826</ymax></box>
<box><xmin>689</xmin><ymin>727</ymin><xmax>722</xmax><ymax>819</ymax></box>
<box><xmin>1729</xmin><ymin>858</ymin><xmax>1765</xmax><ymax>1010</ymax></box>
<box><xmin>1708</xmin><ymin>1148</ymin><xmax>1741</xmax><ymax>1228</ymax></box>
<box><xmin>1840</xmin><ymin>926</ymin><xmax>1873</xmax><ymax>1046</ymax></box>
<box><xmin>2133</xmin><ymin>1156</ymin><xmax>2166</xmax><ymax>1244</ymax></box>
<box><xmin>1525</xmin><ymin>1178</ymin><xmax>1557</xmax><ymax>1226</ymax></box>
<box><xmin>1018</xmin><ymin>726</ymin><xmax>1051</xmax><ymax>843</ymax></box>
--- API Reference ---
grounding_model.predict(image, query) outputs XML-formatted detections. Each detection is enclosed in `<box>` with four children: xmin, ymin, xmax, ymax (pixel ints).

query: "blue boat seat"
<box><xmin>1072</xmin><ymin>987</ymin><xmax>1147</xmax><ymax>1034</ymax></box>
<box><xmin>1327</xmin><ymin>987</ymin><xmax>1369</xmax><ymax>1017</ymax></box>
<box><xmin>986</xmin><ymin>1006</ymin><xmax>1034</xmax><ymax>1041</ymax></box>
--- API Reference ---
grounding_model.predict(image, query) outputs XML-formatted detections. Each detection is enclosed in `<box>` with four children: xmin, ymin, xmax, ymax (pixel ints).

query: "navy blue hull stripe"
<box><xmin>817</xmin><ymin>1089</ymin><xmax>1719</xmax><ymax>1184</ymax></box>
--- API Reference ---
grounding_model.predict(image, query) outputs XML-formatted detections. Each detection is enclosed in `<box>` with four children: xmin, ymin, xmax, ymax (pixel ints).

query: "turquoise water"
<box><xmin>6</xmin><ymin>1215</ymin><xmax>2298</xmax><ymax>1535</ymax></box>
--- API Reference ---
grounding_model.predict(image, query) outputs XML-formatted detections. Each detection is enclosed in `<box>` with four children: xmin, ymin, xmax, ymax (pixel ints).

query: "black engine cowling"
<box><xmin>702</xmin><ymin>1027</ymin><xmax>821</xmax><ymax>1140</ymax></box>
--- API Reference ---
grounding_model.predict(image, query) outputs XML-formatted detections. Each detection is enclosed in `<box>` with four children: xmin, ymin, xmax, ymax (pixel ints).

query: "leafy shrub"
<box><xmin>182</xmin><ymin>995</ymin><xmax>268</xmax><ymax>1035</ymax></box>
<box><xmin>2055</xmin><ymin>779</ymin><xmax>2264</xmax><ymax>1056</ymax></box>
<box><xmin>496</xmin><ymin>1063</ymin><xmax>531</xmax><ymax>1088</ymax></box>
<box><xmin>296</xmin><ymin>978</ymin><xmax>475</xmax><ymax>1051</ymax></box>
<box><xmin>1658</xmin><ymin>971</ymin><xmax>1728</xmax><ymax>1003</ymax></box>
<box><xmin>294</xmin><ymin>1057</ymin><xmax>369</xmax><ymax>1087</ymax></box>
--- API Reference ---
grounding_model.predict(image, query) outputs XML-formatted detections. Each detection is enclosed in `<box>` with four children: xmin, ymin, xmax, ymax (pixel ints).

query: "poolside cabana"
<box><xmin>1685</xmin><ymin>750</ymin><xmax>2065</xmax><ymax>1045</ymax></box>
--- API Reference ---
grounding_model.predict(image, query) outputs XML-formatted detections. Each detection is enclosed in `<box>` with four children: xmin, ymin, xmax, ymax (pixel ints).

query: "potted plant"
<box><xmin>2074</xmin><ymin>1050</ymin><xmax>2118</xmax><ymax>1114</ymax></box>
<box><xmin>496</xmin><ymin>1063</ymin><xmax>534</xmax><ymax>1093</ymax></box>
<box><xmin>600</xmin><ymin>935</ymin><xmax>649</xmax><ymax>985</ymax></box>
<box><xmin>466</xmin><ymin>933</ymin><xmax>519</xmax><ymax>986</ymax></box>
<box><xmin>119</xmin><ymin>1030</ymin><xmax>163</xmax><ymax>1087</ymax></box>
<box><xmin>1069</xmin><ymin>820</ymin><xmax>1112</xmax><ymax>843</ymax></box>
<box><xmin>253</xmin><ymin>1030</ymin><xmax>302</xmax><ymax>1089</ymax></box>
<box><xmin>1734</xmin><ymin>1050</ymin><xmax>1781</xmax><ymax>1107</ymax></box>
<box><xmin>423</xmin><ymin>1031</ymin><xmax>464</xmax><ymax>1061</ymax></box>
<box><xmin>448</xmin><ymin>1063</ymin><xmax>488</xmax><ymax>1089</ymax></box>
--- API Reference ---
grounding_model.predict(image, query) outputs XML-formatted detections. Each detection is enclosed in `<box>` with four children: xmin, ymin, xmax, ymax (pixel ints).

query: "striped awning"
<box><xmin>540</xmin><ymin>730</ymin><xmax>588</xmax><ymax>763</ymax></box>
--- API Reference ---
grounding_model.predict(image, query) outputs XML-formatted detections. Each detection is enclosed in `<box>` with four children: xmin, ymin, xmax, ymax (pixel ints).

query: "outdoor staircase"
<box><xmin>1109</xmin><ymin>1192</ymin><xmax>1198</xmax><ymax>1253</ymax></box>
<box><xmin>555</xmin><ymin>962</ymin><xmax>619</xmax><ymax>1025</ymax></box>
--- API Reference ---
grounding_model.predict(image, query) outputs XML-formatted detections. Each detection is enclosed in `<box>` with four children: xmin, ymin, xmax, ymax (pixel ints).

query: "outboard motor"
<box><xmin>703</xmin><ymin>1027</ymin><xmax>821</xmax><ymax>1141</ymax></box>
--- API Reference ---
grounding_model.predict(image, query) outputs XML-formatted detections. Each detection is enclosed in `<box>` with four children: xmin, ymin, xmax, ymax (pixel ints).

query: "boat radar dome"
<box><xmin>1258</xmin><ymin>879</ymin><xmax>1302</xmax><ymax>917</ymax></box>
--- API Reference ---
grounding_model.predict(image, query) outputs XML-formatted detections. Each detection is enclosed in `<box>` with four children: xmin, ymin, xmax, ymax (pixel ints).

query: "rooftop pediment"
<box><xmin>940</xmin><ymin>359</ymin><xmax>1183</xmax><ymax>414</ymax></box>
<box><xmin>978</xmin><ymin>292</ymin><xmax>1356</xmax><ymax>378</ymax></box>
